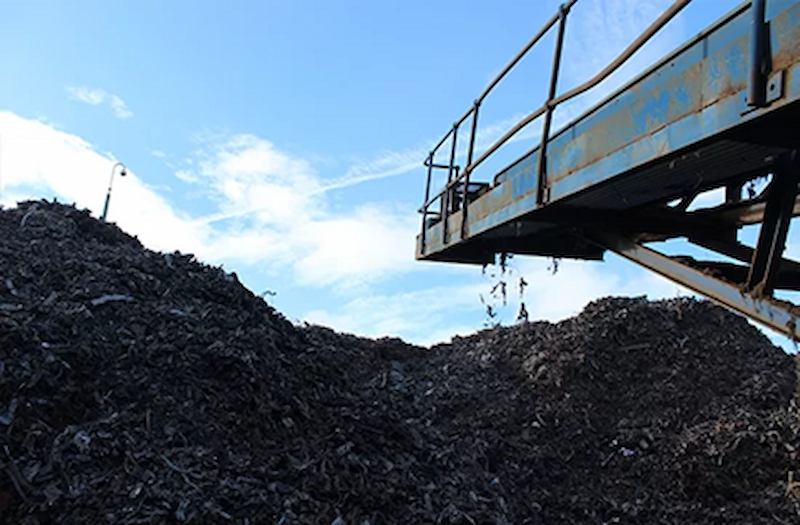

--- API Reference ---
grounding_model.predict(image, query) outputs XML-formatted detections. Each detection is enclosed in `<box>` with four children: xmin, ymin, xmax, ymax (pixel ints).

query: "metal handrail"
<box><xmin>419</xmin><ymin>0</ymin><xmax>693</xmax><ymax>238</ymax></box>
<box><xmin>422</xmin><ymin>0</ymin><xmax>578</xmax><ymax>170</ymax></box>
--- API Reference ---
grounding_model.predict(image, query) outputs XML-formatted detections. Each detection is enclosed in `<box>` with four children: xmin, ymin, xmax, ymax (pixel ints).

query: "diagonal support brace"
<box><xmin>746</xmin><ymin>151</ymin><xmax>799</xmax><ymax>295</ymax></box>
<box><xmin>583</xmin><ymin>230</ymin><xmax>800</xmax><ymax>340</ymax></box>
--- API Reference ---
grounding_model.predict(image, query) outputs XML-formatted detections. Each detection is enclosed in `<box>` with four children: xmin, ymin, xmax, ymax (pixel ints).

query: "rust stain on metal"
<box><xmin>464</xmin><ymin>181</ymin><xmax>515</xmax><ymax>225</ymax></box>
<box><xmin>771</xmin><ymin>4</ymin><xmax>800</xmax><ymax>70</ymax></box>
<box><xmin>702</xmin><ymin>37</ymin><xmax>748</xmax><ymax>107</ymax></box>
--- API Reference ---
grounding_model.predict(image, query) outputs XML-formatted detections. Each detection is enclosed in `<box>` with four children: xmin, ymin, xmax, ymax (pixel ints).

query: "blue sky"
<box><xmin>4</xmin><ymin>0</ymin><xmax>793</xmax><ymax>347</ymax></box>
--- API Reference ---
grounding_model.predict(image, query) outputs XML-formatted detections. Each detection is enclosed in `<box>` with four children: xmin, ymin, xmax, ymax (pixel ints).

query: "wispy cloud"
<box><xmin>322</xmin><ymin>103</ymin><xmax>585</xmax><ymax>202</ymax></box>
<box><xmin>67</xmin><ymin>86</ymin><xmax>106</xmax><ymax>106</ymax></box>
<box><xmin>323</xmin><ymin>148</ymin><xmax>422</xmax><ymax>193</ymax></box>
<box><xmin>109</xmin><ymin>94</ymin><xmax>134</xmax><ymax>119</ymax></box>
<box><xmin>319</xmin><ymin>111</ymin><xmax>534</xmax><ymax>197</ymax></box>
<box><xmin>66</xmin><ymin>86</ymin><xmax>134</xmax><ymax>119</ymax></box>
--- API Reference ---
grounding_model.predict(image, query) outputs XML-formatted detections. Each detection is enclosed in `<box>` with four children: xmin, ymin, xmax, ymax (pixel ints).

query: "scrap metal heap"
<box><xmin>1</xmin><ymin>201</ymin><xmax>800</xmax><ymax>522</ymax></box>
<box><xmin>416</xmin><ymin>0</ymin><xmax>800</xmax><ymax>339</ymax></box>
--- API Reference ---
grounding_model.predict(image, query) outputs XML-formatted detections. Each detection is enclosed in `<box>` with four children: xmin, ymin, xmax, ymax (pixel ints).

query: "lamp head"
<box><xmin>120</xmin><ymin>168</ymin><xmax>127</xmax><ymax>177</ymax></box>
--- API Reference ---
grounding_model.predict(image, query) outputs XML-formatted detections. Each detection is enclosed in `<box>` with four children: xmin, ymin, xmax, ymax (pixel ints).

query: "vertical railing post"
<box><xmin>447</xmin><ymin>123</ymin><xmax>460</xmax><ymax>210</ymax></box>
<box><xmin>443</xmin><ymin>123</ymin><xmax>459</xmax><ymax>244</ymax></box>
<box><xmin>747</xmin><ymin>0</ymin><xmax>768</xmax><ymax>107</ymax></box>
<box><xmin>461</xmin><ymin>102</ymin><xmax>481</xmax><ymax>239</ymax></box>
<box><xmin>461</xmin><ymin>99</ymin><xmax>481</xmax><ymax>239</ymax></box>
<box><xmin>420</xmin><ymin>152</ymin><xmax>434</xmax><ymax>255</ymax></box>
<box><xmin>536</xmin><ymin>2</ymin><xmax>570</xmax><ymax>206</ymax></box>
<box><xmin>466</xmin><ymin>101</ymin><xmax>480</xmax><ymax>167</ymax></box>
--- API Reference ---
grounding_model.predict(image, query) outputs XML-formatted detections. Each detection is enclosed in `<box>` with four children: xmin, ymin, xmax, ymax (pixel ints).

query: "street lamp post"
<box><xmin>101</xmin><ymin>162</ymin><xmax>126</xmax><ymax>222</ymax></box>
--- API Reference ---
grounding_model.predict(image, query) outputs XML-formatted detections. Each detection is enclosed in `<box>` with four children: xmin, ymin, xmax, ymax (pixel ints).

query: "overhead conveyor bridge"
<box><xmin>416</xmin><ymin>0</ymin><xmax>800</xmax><ymax>338</ymax></box>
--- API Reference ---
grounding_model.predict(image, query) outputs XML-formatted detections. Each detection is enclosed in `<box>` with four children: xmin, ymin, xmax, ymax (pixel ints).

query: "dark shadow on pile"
<box><xmin>1</xmin><ymin>200</ymin><xmax>800</xmax><ymax>524</ymax></box>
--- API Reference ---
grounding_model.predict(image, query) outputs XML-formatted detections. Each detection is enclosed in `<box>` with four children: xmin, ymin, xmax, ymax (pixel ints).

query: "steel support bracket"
<box><xmin>741</xmin><ymin>70</ymin><xmax>785</xmax><ymax>115</ymax></box>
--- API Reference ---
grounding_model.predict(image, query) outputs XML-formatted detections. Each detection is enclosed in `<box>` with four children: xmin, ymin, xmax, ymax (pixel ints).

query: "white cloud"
<box><xmin>296</xmin><ymin>205</ymin><xmax>417</xmax><ymax>288</ymax></box>
<box><xmin>0</xmin><ymin>111</ymin><xmax>207</xmax><ymax>252</ymax></box>
<box><xmin>179</xmin><ymin>133</ymin><xmax>420</xmax><ymax>289</ymax></box>
<box><xmin>109</xmin><ymin>95</ymin><xmax>134</xmax><ymax>119</ymax></box>
<box><xmin>66</xmin><ymin>86</ymin><xmax>134</xmax><ymax>119</ymax></box>
<box><xmin>67</xmin><ymin>86</ymin><xmax>106</xmax><ymax>106</ymax></box>
<box><xmin>189</xmin><ymin>133</ymin><xmax>322</xmax><ymax>226</ymax></box>
<box><xmin>0</xmin><ymin>112</ymin><xmax>416</xmax><ymax>291</ymax></box>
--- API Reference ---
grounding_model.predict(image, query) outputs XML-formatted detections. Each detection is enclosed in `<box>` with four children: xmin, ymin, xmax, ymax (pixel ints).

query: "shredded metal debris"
<box><xmin>0</xmin><ymin>200</ymin><xmax>799</xmax><ymax>523</ymax></box>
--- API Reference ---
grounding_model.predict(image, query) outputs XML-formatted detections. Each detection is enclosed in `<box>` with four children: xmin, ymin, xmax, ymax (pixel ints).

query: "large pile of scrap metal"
<box><xmin>1</xmin><ymin>200</ymin><xmax>799</xmax><ymax>523</ymax></box>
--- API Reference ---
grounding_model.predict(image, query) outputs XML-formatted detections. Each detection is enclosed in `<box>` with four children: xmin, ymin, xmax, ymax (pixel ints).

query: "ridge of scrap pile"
<box><xmin>2</xmin><ymin>199</ymin><xmax>800</xmax><ymax>524</ymax></box>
